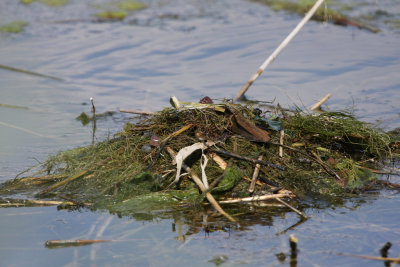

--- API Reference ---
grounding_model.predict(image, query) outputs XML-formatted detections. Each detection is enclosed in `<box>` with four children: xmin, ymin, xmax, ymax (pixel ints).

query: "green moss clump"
<box><xmin>0</xmin><ymin>21</ymin><xmax>28</xmax><ymax>33</ymax></box>
<box><xmin>213</xmin><ymin>167</ymin><xmax>243</xmax><ymax>193</ymax></box>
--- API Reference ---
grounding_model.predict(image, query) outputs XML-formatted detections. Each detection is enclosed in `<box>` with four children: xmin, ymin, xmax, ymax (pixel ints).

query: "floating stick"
<box><xmin>233</xmin><ymin>0</ymin><xmax>326</xmax><ymax>101</ymax></box>
<box><xmin>275</xmin><ymin>197</ymin><xmax>309</xmax><ymax>219</ymax></box>
<box><xmin>45</xmin><ymin>239</ymin><xmax>111</xmax><ymax>248</ymax></box>
<box><xmin>338</xmin><ymin>253</ymin><xmax>400</xmax><ymax>263</ymax></box>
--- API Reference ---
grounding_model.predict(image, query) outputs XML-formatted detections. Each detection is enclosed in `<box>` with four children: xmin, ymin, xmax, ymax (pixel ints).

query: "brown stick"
<box><xmin>311</xmin><ymin>151</ymin><xmax>343</xmax><ymax>182</ymax></box>
<box><xmin>165</xmin><ymin>147</ymin><xmax>236</xmax><ymax>222</ymax></box>
<box><xmin>45</xmin><ymin>239</ymin><xmax>111</xmax><ymax>248</ymax></box>
<box><xmin>249</xmin><ymin>155</ymin><xmax>263</xmax><ymax>193</ymax></box>
<box><xmin>338</xmin><ymin>253</ymin><xmax>400</xmax><ymax>263</ymax></box>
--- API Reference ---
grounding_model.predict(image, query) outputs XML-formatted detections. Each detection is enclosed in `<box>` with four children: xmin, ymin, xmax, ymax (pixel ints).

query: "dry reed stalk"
<box><xmin>233</xmin><ymin>0</ymin><xmax>325</xmax><ymax>101</ymax></box>
<box><xmin>311</xmin><ymin>93</ymin><xmax>331</xmax><ymax>111</ymax></box>
<box><xmin>119</xmin><ymin>108</ymin><xmax>156</xmax><ymax>115</ymax></box>
<box><xmin>279</xmin><ymin>129</ymin><xmax>284</xmax><ymax>157</ymax></box>
<box><xmin>218</xmin><ymin>193</ymin><xmax>295</xmax><ymax>204</ymax></box>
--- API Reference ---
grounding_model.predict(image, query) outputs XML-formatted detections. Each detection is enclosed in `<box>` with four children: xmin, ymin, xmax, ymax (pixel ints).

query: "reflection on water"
<box><xmin>1</xmin><ymin>0</ymin><xmax>400</xmax><ymax>266</ymax></box>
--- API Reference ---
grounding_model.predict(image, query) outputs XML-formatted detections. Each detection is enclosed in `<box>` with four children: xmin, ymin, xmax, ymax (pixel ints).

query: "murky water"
<box><xmin>1</xmin><ymin>0</ymin><xmax>400</xmax><ymax>266</ymax></box>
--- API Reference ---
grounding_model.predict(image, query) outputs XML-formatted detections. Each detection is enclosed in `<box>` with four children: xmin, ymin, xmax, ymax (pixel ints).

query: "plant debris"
<box><xmin>0</xmin><ymin>98</ymin><xmax>399</xmax><ymax>217</ymax></box>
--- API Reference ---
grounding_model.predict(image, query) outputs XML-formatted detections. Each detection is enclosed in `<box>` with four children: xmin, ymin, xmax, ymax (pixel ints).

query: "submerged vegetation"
<box><xmin>1</xmin><ymin>99</ymin><xmax>398</xmax><ymax>217</ymax></box>
<box><xmin>252</xmin><ymin>0</ymin><xmax>380</xmax><ymax>33</ymax></box>
<box><xmin>0</xmin><ymin>21</ymin><xmax>28</xmax><ymax>33</ymax></box>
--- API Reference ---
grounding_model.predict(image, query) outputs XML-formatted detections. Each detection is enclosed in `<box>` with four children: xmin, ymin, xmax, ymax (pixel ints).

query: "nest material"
<box><xmin>0</xmin><ymin>102</ymin><xmax>398</xmax><ymax>213</ymax></box>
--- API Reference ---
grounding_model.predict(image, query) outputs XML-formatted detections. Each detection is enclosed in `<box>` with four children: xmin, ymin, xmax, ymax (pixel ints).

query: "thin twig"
<box><xmin>275</xmin><ymin>197</ymin><xmax>309</xmax><ymax>219</ymax></box>
<box><xmin>0</xmin><ymin>64</ymin><xmax>64</xmax><ymax>81</ymax></box>
<box><xmin>218</xmin><ymin>193</ymin><xmax>295</xmax><ymax>204</ymax></box>
<box><xmin>165</xmin><ymin>147</ymin><xmax>236</xmax><ymax>222</ymax></box>
<box><xmin>209</xmin><ymin>148</ymin><xmax>285</xmax><ymax>171</ymax></box>
<box><xmin>270</xmin><ymin>142</ymin><xmax>343</xmax><ymax>182</ymax></box>
<box><xmin>119</xmin><ymin>108</ymin><xmax>156</xmax><ymax>115</ymax></box>
<box><xmin>233</xmin><ymin>0</ymin><xmax>325</xmax><ymax>101</ymax></box>
<box><xmin>249</xmin><ymin>155</ymin><xmax>263</xmax><ymax>193</ymax></box>
<box><xmin>311</xmin><ymin>151</ymin><xmax>342</xmax><ymax>182</ymax></box>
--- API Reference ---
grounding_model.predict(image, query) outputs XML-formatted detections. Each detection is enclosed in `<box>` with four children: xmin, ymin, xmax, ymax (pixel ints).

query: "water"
<box><xmin>1</xmin><ymin>0</ymin><xmax>400</xmax><ymax>266</ymax></box>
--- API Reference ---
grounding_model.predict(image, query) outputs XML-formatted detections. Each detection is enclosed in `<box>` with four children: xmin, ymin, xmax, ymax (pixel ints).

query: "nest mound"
<box><xmin>0</xmin><ymin>101</ymin><xmax>398</xmax><ymax>215</ymax></box>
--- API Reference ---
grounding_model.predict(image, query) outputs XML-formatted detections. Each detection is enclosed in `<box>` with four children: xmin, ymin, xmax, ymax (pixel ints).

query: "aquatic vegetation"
<box><xmin>0</xmin><ymin>21</ymin><xmax>28</xmax><ymax>33</ymax></box>
<box><xmin>1</xmin><ymin>100</ymin><xmax>398</xmax><ymax>216</ymax></box>
<box><xmin>93</xmin><ymin>0</ymin><xmax>146</xmax><ymax>21</ymax></box>
<box><xmin>95</xmin><ymin>10</ymin><xmax>129</xmax><ymax>21</ymax></box>
<box><xmin>252</xmin><ymin>0</ymin><xmax>379</xmax><ymax>33</ymax></box>
<box><xmin>115</xmin><ymin>0</ymin><xmax>146</xmax><ymax>11</ymax></box>
<box><xmin>21</xmin><ymin>0</ymin><xmax>69</xmax><ymax>6</ymax></box>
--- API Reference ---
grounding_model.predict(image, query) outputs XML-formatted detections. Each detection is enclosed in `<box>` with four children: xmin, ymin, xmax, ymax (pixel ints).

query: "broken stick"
<box><xmin>165</xmin><ymin>147</ymin><xmax>236</xmax><ymax>222</ymax></box>
<box><xmin>311</xmin><ymin>93</ymin><xmax>331</xmax><ymax>111</ymax></box>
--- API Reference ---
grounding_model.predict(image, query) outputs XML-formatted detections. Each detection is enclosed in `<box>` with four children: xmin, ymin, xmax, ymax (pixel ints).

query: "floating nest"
<box><xmin>1</xmin><ymin>98</ymin><xmax>399</xmax><ymax>219</ymax></box>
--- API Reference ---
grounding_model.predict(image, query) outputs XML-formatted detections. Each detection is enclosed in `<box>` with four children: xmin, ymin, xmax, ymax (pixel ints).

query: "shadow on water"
<box><xmin>1</xmin><ymin>0</ymin><xmax>400</xmax><ymax>266</ymax></box>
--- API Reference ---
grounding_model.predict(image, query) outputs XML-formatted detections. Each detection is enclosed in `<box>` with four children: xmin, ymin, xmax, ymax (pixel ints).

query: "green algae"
<box><xmin>115</xmin><ymin>0</ymin><xmax>146</xmax><ymax>11</ymax></box>
<box><xmin>21</xmin><ymin>0</ymin><xmax>69</xmax><ymax>6</ymax></box>
<box><xmin>93</xmin><ymin>0</ymin><xmax>146</xmax><ymax>21</ymax></box>
<box><xmin>0</xmin><ymin>21</ymin><xmax>28</xmax><ymax>33</ymax></box>
<box><xmin>95</xmin><ymin>10</ymin><xmax>128</xmax><ymax>20</ymax></box>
